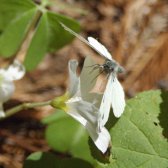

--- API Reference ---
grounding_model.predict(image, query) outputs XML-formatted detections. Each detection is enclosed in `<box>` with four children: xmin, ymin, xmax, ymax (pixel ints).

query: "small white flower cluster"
<box><xmin>0</xmin><ymin>60</ymin><xmax>25</xmax><ymax>117</ymax></box>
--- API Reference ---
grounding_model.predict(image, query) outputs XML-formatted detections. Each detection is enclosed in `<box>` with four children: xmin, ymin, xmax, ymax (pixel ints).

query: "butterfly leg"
<box><xmin>91</xmin><ymin>69</ymin><xmax>105</xmax><ymax>83</ymax></box>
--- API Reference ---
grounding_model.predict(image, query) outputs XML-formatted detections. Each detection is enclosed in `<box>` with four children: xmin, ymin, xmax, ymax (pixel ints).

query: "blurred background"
<box><xmin>0</xmin><ymin>0</ymin><xmax>168</xmax><ymax>167</ymax></box>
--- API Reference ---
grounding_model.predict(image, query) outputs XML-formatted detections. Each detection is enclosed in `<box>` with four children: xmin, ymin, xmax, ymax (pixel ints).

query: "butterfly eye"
<box><xmin>118</xmin><ymin>66</ymin><xmax>125</xmax><ymax>73</ymax></box>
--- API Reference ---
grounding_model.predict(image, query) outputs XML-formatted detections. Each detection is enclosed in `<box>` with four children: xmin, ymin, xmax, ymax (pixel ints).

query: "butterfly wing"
<box><xmin>98</xmin><ymin>74</ymin><xmax>125</xmax><ymax>130</ymax></box>
<box><xmin>98</xmin><ymin>74</ymin><xmax>113</xmax><ymax>129</ymax></box>
<box><xmin>88</xmin><ymin>37</ymin><xmax>112</xmax><ymax>60</ymax></box>
<box><xmin>60</xmin><ymin>22</ymin><xmax>112</xmax><ymax>60</ymax></box>
<box><xmin>111</xmin><ymin>75</ymin><xmax>125</xmax><ymax>118</ymax></box>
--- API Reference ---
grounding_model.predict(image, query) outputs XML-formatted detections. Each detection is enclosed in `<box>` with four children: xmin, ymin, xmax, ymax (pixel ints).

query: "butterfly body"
<box><xmin>100</xmin><ymin>59</ymin><xmax>124</xmax><ymax>75</ymax></box>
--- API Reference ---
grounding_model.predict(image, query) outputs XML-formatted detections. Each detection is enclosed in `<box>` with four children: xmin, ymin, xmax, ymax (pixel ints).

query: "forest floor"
<box><xmin>0</xmin><ymin>0</ymin><xmax>168</xmax><ymax>167</ymax></box>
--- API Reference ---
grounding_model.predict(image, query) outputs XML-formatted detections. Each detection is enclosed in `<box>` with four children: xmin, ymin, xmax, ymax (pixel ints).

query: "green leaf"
<box><xmin>0</xmin><ymin>0</ymin><xmax>36</xmax><ymax>32</ymax></box>
<box><xmin>24</xmin><ymin>13</ymin><xmax>48</xmax><ymax>70</ymax></box>
<box><xmin>24</xmin><ymin>11</ymin><xmax>80</xmax><ymax>70</ymax></box>
<box><xmin>23</xmin><ymin>152</ymin><xmax>93</xmax><ymax>168</ymax></box>
<box><xmin>99</xmin><ymin>90</ymin><xmax>168</xmax><ymax>168</ymax></box>
<box><xmin>0</xmin><ymin>9</ymin><xmax>37</xmax><ymax>57</ymax></box>
<box><xmin>41</xmin><ymin>109</ymin><xmax>67</xmax><ymax>124</ymax></box>
<box><xmin>0</xmin><ymin>1</ymin><xmax>80</xmax><ymax>70</ymax></box>
<box><xmin>45</xmin><ymin>90</ymin><xmax>168</xmax><ymax>168</ymax></box>
<box><xmin>45</xmin><ymin>110</ymin><xmax>95</xmax><ymax>164</ymax></box>
<box><xmin>46</xmin><ymin>11</ymin><xmax>80</xmax><ymax>52</ymax></box>
<box><xmin>41</xmin><ymin>0</ymin><xmax>49</xmax><ymax>6</ymax></box>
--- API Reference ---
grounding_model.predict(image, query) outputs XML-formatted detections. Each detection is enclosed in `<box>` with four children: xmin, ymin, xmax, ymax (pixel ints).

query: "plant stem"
<box><xmin>0</xmin><ymin>100</ymin><xmax>51</xmax><ymax>121</ymax></box>
<box><xmin>15</xmin><ymin>8</ymin><xmax>43</xmax><ymax>63</ymax></box>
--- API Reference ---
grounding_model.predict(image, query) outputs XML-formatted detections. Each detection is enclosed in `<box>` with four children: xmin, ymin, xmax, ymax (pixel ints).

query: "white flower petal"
<box><xmin>66</xmin><ymin>99</ymin><xmax>111</xmax><ymax>153</ymax></box>
<box><xmin>0</xmin><ymin>103</ymin><xmax>5</xmax><ymax>117</ymax></box>
<box><xmin>6</xmin><ymin>60</ymin><xmax>25</xmax><ymax>81</ymax></box>
<box><xmin>66</xmin><ymin>99</ymin><xmax>98</xmax><ymax>125</ymax></box>
<box><xmin>0</xmin><ymin>77</ymin><xmax>15</xmax><ymax>102</ymax></box>
<box><xmin>80</xmin><ymin>57</ymin><xmax>97</xmax><ymax>96</ymax></box>
<box><xmin>80</xmin><ymin>57</ymin><xmax>101</xmax><ymax>107</ymax></box>
<box><xmin>75</xmin><ymin>100</ymin><xmax>98</xmax><ymax>122</ymax></box>
<box><xmin>86</xmin><ymin>123</ymin><xmax>111</xmax><ymax>153</ymax></box>
<box><xmin>68</xmin><ymin>60</ymin><xmax>81</xmax><ymax>98</ymax></box>
<box><xmin>0</xmin><ymin>60</ymin><xmax>24</xmax><ymax>108</ymax></box>
<box><xmin>67</xmin><ymin>96</ymin><xmax>82</xmax><ymax>103</ymax></box>
<box><xmin>68</xmin><ymin>109</ymin><xmax>87</xmax><ymax>127</ymax></box>
<box><xmin>66</xmin><ymin>59</ymin><xmax>111</xmax><ymax>153</ymax></box>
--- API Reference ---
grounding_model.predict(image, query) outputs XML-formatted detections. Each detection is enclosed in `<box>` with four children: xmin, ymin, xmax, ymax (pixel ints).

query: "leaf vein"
<box><xmin>128</xmin><ymin>117</ymin><xmax>157</xmax><ymax>155</ymax></box>
<box><xmin>114</xmin><ymin>146</ymin><xmax>168</xmax><ymax>160</ymax></box>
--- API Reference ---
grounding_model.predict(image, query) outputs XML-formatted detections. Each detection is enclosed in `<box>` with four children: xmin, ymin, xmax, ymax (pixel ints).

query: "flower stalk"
<box><xmin>0</xmin><ymin>100</ymin><xmax>51</xmax><ymax>121</ymax></box>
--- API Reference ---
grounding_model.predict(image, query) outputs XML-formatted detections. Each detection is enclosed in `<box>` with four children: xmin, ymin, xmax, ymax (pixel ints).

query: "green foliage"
<box><xmin>46</xmin><ymin>11</ymin><xmax>80</xmax><ymax>52</ymax></box>
<box><xmin>0</xmin><ymin>9</ymin><xmax>36</xmax><ymax>57</ymax></box>
<box><xmin>42</xmin><ymin>90</ymin><xmax>168</xmax><ymax>168</ymax></box>
<box><xmin>44</xmin><ymin>110</ymin><xmax>95</xmax><ymax>164</ymax></box>
<box><xmin>24</xmin><ymin>13</ymin><xmax>48</xmax><ymax>70</ymax></box>
<box><xmin>0</xmin><ymin>0</ymin><xmax>36</xmax><ymax>31</ymax></box>
<box><xmin>41</xmin><ymin>109</ymin><xmax>67</xmax><ymax>124</ymax></box>
<box><xmin>104</xmin><ymin>90</ymin><xmax>168</xmax><ymax>168</ymax></box>
<box><xmin>0</xmin><ymin>0</ymin><xmax>80</xmax><ymax>70</ymax></box>
<box><xmin>23</xmin><ymin>152</ymin><xmax>93</xmax><ymax>168</ymax></box>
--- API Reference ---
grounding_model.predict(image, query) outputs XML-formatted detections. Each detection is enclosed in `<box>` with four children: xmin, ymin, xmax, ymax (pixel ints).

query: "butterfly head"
<box><xmin>102</xmin><ymin>59</ymin><xmax>124</xmax><ymax>74</ymax></box>
<box><xmin>117</xmin><ymin>65</ymin><xmax>125</xmax><ymax>73</ymax></box>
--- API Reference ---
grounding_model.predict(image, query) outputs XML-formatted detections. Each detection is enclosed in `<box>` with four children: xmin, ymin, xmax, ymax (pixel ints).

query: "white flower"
<box><xmin>65</xmin><ymin>60</ymin><xmax>111</xmax><ymax>153</ymax></box>
<box><xmin>0</xmin><ymin>60</ymin><xmax>25</xmax><ymax>117</ymax></box>
<box><xmin>60</xmin><ymin>22</ymin><xmax>125</xmax><ymax>130</ymax></box>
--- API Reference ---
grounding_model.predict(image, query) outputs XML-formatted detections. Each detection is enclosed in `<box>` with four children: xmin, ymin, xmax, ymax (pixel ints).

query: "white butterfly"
<box><xmin>60</xmin><ymin>22</ymin><xmax>125</xmax><ymax>129</ymax></box>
